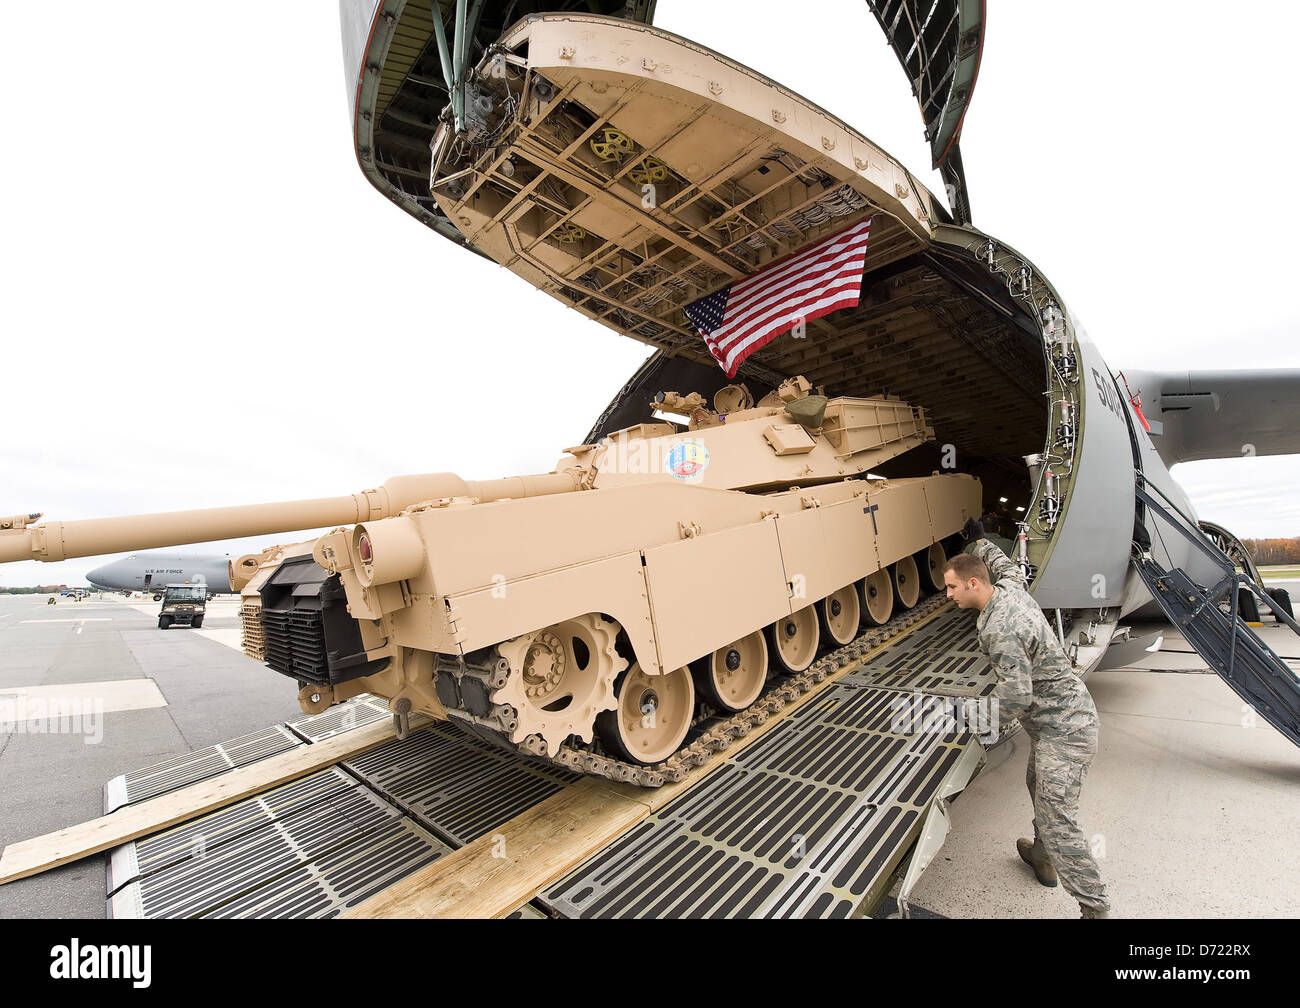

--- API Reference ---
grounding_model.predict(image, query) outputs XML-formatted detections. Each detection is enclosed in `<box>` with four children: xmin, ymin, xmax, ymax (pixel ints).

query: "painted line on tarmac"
<box><xmin>0</xmin><ymin>679</ymin><xmax>167</xmax><ymax>715</ymax></box>
<box><xmin>193</xmin><ymin>627</ymin><xmax>244</xmax><ymax>653</ymax></box>
<box><xmin>20</xmin><ymin>618</ymin><xmax>112</xmax><ymax>624</ymax></box>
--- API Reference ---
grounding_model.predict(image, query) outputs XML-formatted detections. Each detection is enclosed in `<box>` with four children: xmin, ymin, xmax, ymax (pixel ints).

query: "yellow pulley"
<box><xmin>717</xmin><ymin>215</ymin><xmax>748</xmax><ymax>237</ymax></box>
<box><xmin>627</xmin><ymin>155</ymin><xmax>669</xmax><ymax>186</ymax></box>
<box><xmin>552</xmin><ymin>222</ymin><xmax>586</xmax><ymax>244</ymax></box>
<box><xmin>589</xmin><ymin>127</ymin><xmax>634</xmax><ymax>162</ymax></box>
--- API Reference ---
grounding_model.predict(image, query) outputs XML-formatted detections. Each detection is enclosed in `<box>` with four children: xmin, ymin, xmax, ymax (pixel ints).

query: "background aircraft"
<box><xmin>86</xmin><ymin>550</ymin><xmax>232</xmax><ymax>597</ymax></box>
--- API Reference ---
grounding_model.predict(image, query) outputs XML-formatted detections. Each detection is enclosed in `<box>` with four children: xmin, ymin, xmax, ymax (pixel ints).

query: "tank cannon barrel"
<box><xmin>0</xmin><ymin>470</ymin><xmax>584</xmax><ymax>564</ymax></box>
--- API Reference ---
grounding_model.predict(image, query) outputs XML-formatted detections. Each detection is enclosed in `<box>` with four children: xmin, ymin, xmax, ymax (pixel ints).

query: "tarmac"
<box><xmin>903</xmin><ymin>594</ymin><xmax>1300</xmax><ymax>919</ymax></box>
<box><xmin>0</xmin><ymin>591</ymin><xmax>300</xmax><ymax>918</ymax></box>
<box><xmin>1</xmin><ymin>586</ymin><xmax>1298</xmax><ymax>919</ymax></box>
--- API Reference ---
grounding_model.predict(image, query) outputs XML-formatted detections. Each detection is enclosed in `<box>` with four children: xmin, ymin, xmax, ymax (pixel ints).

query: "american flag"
<box><xmin>684</xmin><ymin>217</ymin><xmax>873</xmax><ymax>377</ymax></box>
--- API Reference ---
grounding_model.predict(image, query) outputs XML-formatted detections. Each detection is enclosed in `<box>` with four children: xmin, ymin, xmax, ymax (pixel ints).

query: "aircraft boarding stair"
<box><xmin>1132</xmin><ymin>479</ymin><xmax>1300</xmax><ymax>747</ymax></box>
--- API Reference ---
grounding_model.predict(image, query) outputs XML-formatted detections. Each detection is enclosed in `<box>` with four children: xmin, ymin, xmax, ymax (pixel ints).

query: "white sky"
<box><xmin>2</xmin><ymin>0</ymin><xmax>1299</xmax><ymax>588</ymax></box>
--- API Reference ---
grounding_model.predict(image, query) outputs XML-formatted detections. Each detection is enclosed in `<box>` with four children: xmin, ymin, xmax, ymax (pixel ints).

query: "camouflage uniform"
<box><xmin>966</xmin><ymin>538</ymin><xmax>1110</xmax><ymax>912</ymax></box>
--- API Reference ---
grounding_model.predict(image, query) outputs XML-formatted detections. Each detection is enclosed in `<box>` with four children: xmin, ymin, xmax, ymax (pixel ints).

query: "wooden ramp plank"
<box><xmin>0</xmin><ymin>716</ymin><xmax>415</xmax><ymax>886</ymax></box>
<box><xmin>341</xmin><ymin>778</ymin><xmax>650</xmax><ymax>918</ymax></box>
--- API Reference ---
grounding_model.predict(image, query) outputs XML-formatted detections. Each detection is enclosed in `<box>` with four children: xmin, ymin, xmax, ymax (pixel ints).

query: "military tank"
<box><xmin>0</xmin><ymin>375</ymin><xmax>977</xmax><ymax>782</ymax></box>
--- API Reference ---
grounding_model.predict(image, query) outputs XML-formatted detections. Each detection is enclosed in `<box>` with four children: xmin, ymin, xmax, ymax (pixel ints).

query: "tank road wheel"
<box><xmin>768</xmin><ymin>605</ymin><xmax>820</xmax><ymax>674</ymax></box>
<box><xmin>494</xmin><ymin>614</ymin><xmax>624</xmax><ymax>758</ymax></box>
<box><xmin>596</xmin><ymin>662</ymin><xmax>695</xmax><ymax>765</ymax></box>
<box><xmin>818</xmin><ymin>585</ymin><xmax>860</xmax><ymax>647</ymax></box>
<box><xmin>919</xmin><ymin>542</ymin><xmax>947</xmax><ymax>593</ymax></box>
<box><xmin>694</xmin><ymin>630</ymin><xmax>768</xmax><ymax>713</ymax></box>
<box><xmin>892</xmin><ymin>555</ymin><xmax>921</xmax><ymax>610</ymax></box>
<box><xmin>858</xmin><ymin>568</ymin><xmax>894</xmax><ymax>627</ymax></box>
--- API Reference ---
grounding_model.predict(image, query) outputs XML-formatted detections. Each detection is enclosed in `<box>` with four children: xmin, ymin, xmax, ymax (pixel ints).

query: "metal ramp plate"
<box><xmin>107</xmin><ymin>766</ymin><xmax>451</xmax><ymax>918</ymax></box>
<box><xmin>346</xmin><ymin>724</ymin><xmax>578</xmax><ymax>846</ymax></box>
<box><xmin>105</xmin><ymin>720</ymin><xmax>577</xmax><ymax>917</ymax></box>
<box><xmin>103</xmin><ymin>724</ymin><xmax>301</xmax><ymax>814</ymax></box>
<box><xmin>102</xmin><ymin>695</ymin><xmax>392</xmax><ymax>813</ymax></box>
<box><xmin>287</xmin><ymin>696</ymin><xmax>391</xmax><ymax>743</ymax></box>
<box><xmin>540</xmin><ymin>681</ymin><xmax>976</xmax><ymax>918</ymax></box>
<box><xmin>844</xmin><ymin>606</ymin><xmax>995</xmax><ymax>698</ymax></box>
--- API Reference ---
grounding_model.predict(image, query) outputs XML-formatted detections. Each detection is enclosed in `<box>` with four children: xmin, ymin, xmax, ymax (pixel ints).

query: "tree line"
<box><xmin>1242</xmin><ymin>538</ymin><xmax>1300</xmax><ymax>565</ymax></box>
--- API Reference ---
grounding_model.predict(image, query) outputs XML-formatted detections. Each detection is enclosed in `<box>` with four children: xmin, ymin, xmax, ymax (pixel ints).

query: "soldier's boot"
<box><xmin>1016</xmin><ymin>836</ymin><xmax>1058</xmax><ymax>888</ymax></box>
<box><xmin>1079</xmin><ymin>903</ymin><xmax>1110</xmax><ymax>919</ymax></box>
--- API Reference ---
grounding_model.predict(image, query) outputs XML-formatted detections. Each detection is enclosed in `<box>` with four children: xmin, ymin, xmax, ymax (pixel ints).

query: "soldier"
<box><xmin>943</xmin><ymin>518</ymin><xmax>1111</xmax><ymax>919</ymax></box>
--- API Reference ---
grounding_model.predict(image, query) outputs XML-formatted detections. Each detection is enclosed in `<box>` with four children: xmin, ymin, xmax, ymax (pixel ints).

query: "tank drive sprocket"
<box><xmin>493</xmin><ymin>613</ymin><xmax>624</xmax><ymax>757</ymax></box>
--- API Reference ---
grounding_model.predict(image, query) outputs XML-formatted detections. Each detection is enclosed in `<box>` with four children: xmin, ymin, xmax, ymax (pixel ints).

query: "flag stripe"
<box><xmin>686</xmin><ymin>217</ymin><xmax>873</xmax><ymax>378</ymax></box>
<box><xmin>710</xmin><ymin>258</ymin><xmax>866</xmax><ymax>355</ymax></box>
<box><xmin>720</xmin><ymin>289</ymin><xmax>864</xmax><ymax>374</ymax></box>
<box><xmin>712</xmin><ymin>243</ymin><xmax>869</xmax><ymax>345</ymax></box>
<box><xmin>713</xmin><ymin>277</ymin><xmax>865</xmax><ymax>370</ymax></box>
<box><xmin>729</xmin><ymin>219</ymin><xmax>872</xmax><ymax>298</ymax></box>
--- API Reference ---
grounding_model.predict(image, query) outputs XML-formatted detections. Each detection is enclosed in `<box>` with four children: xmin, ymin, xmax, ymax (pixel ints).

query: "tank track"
<box><xmin>448</xmin><ymin>592</ymin><xmax>950</xmax><ymax>788</ymax></box>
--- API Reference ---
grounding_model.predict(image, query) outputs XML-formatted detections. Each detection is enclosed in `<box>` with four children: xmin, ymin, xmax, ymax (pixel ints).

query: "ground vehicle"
<box><xmin>158</xmin><ymin>585</ymin><xmax>206</xmax><ymax>629</ymax></box>
<box><xmin>0</xmin><ymin>375</ymin><xmax>976</xmax><ymax>776</ymax></box>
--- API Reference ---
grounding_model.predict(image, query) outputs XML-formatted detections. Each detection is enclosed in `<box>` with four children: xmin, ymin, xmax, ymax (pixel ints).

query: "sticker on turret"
<box><xmin>665</xmin><ymin>440</ymin><xmax>710</xmax><ymax>481</ymax></box>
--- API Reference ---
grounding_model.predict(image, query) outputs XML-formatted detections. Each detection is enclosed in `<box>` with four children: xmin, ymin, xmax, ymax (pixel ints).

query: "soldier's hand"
<box><xmin>962</xmin><ymin>517</ymin><xmax>985</xmax><ymax>542</ymax></box>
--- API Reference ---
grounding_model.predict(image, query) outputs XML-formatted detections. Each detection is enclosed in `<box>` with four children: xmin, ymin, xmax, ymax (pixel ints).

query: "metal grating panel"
<box><xmin>103</xmin><ymin>725</ymin><xmax>301</xmax><ymax>814</ymax></box>
<box><xmin>346</xmin><ymin>722</ymin><xmax>580</xmax><ymax>846</ymax></box>
<box><xmin>505</xmin><ymin>902</ymin><xmax>552</xmax><ymax>919</ymax></box>
<box><xmin>105</xmin><ymin>714</ymin><xmax>580</xmax><ymax>916</ymax></box>
<box><xmin>108</xmin><ymin>767</ymin><xmax>450</xmax><ymax>918</ymax></box>
<box><xmin>286</xmin><ymin>695</ymin><xmax>391</xmax><ymax>743</ymax></box>
<box><xmin>104</xmin><ymin>696</ymin><xmax>393</xmax><ymax>814</ymax></box>
<box><xmin>885</xmin><ymin>604</ymin><xmax>981</xmax><ymax>654</ymax></box>
<box><xmin>540</xmin><ymin>681</ymin><xmax>972</xmax><ymax>918</ymax></box>
<box><xmin>844</xmin><ymin>605</ymin><xmax>995</xmax><ymax>698</ymax></box>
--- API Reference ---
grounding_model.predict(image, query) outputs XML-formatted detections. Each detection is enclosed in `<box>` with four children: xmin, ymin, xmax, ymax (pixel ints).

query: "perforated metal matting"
<box><xmin>106</xmin><ymin>719</ymin><xmax>577</xmax><ymax>917</ymax></box>
<box><xmin>103</xmin><ymin>696</ymin><xmax>392</xmax><ymax>813</ymax></box>
<box><xmin>287</xmin><ymin>696</ymin><xmax>391</xmax><ymax>743</ymax></box>
<box><xmin>844</xmin><ymin>606</ymin><xmax>995</xmax><ymax>698</ymax></box>
<box><xmin>103</xmin><ymin>725</ymin><xmax>301</xmax><ymax>814</ymax></box>
<box><xmin>540</xmin><ymin>681</ymin><xmax>973</xmax><ymax>918</ymax></box>
<box><xmin>346</xmin><ymin>723</ymin><xmax>579</xmax><ymax>847</ymax></box>
<box><xmin>108</xmin><ymin>767</ymin><xmax>451</xmax><ymax>918</ymax></box>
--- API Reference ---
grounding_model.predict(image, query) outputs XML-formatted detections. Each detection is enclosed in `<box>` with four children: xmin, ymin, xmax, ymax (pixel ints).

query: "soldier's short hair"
<box><xmin>944</xmin><ymin>552</ymin><xmax>990</xmax><ymax>585</ymax></box>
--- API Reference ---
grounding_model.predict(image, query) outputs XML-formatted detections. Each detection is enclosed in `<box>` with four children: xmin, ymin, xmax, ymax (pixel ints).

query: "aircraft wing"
<box><xmin>1121</xmin><ymin>368</ymin><xmax>1300</xmax><ymax>465</ymax></box>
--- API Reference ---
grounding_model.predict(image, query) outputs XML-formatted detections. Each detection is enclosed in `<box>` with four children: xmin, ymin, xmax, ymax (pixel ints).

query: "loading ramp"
<box><xmin>6</xmin><ymin>594</ymin><xmax>1010</xmax><ymax>918</ymax></box>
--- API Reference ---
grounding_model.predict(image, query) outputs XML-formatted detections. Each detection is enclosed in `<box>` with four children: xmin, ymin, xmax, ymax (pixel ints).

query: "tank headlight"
<box><xmin>351</xmin><ymin>518</ymin><xmax>425</xmax><ymax>588</ymax></box>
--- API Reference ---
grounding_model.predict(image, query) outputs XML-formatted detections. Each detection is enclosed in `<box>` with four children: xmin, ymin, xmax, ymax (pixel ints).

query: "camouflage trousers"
<box><xmin>1026</xmin><ymin>728</ymin><xmax>1110</xmax><ymax>911</ymax></box>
